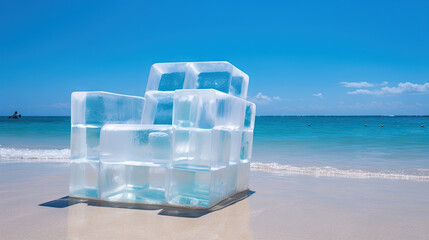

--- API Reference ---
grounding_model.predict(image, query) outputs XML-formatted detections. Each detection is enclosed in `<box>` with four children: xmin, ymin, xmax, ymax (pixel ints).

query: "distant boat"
<box><xmin>9</xmin><ymin>111</ymin><xmax>21</xmax><ymax>119</ymax></box>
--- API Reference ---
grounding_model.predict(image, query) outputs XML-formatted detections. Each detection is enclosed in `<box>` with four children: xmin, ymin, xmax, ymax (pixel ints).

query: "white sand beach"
<box><xmin>1</xmin><ymin>162</ymin><xmax>429</xmax><ymax>239</ymax></box>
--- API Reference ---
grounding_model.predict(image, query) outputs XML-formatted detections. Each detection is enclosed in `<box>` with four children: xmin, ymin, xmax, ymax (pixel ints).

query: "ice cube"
<box><xmin>244</xmin><ymin>102</ymin><xmax>256</xmax><ymax>130</ymax></box>
<box><xmin>70</xmin><ymin>91</ymin><xmax>145</xmax><ymax>199</ymax></box>
<box><xmin>169</xmin><ymin>127</ymin><xmax>231</xmax><ymax>208</ymax></box>
<box><xmin>146</xmin><ymin>62</ymin><xmax>187</xmax><ymax>92</ymax></box>
<box><xmin>241</xmin><ymin>102</ymin><xmax>255</xmax><ymax>163</ymax></box>
<box><xmin>142</xmin><ymin>91</ymin><xmax>174</xmax><ymax>125</ymax></box>
<box><xmin>71</xmin><ymin>91</ymin><xmax>145</xmax><ymax>126</ymax></box>
<box><xmin>69</xmin><ymin>159</ymin><xmax>99</xmax><ymax>199</ymax></box>
<box><xmin>146</xmin><ymin>61</ymin><xmax>249</xmax><ymax>99</ymax></box>
<box><xmin>173</xmin><ymin>89</ymin><xmax>246</xmax><ymax>130</ymax></box>
<box><xmin>184</xmin><ymin>62</ymin><xmax>233</xmax><ymax>94</ymax></box>
<box><xmin>229</xmin><ymin>67</ymin><xmax>249</xmax><ymax>99</ymax></box>
<box><xmin>227</xmin><ymin>159</ymin><xmax>250</xmax><ymax>197</ymax></box>
<box><xmin>172</xmin><ymin>128</ymin><xmax>231</xmax><ymax>170</ymax></box>
<box><xmin>99</xmin><ymin>124</ymin><xmax>173</xmax><ymax>204</ymax></box>
<box><xmin>69</xmin><ymin>125</ymin><xmax>102</xmax><ymax>199</ymax></box>
<box><xmin>240</xmin><ymin>130</ymin><xmax>254</xmax><ymax>162</ymax></box>
<box><xmin>236</xmin><ymin>161</ymin><xmax>250</xmax><ymax>193</ymax></box>
<box><xmin>229</xmin><ymin>129</ymin><xmax>243</xmax><ymax>164</ymax></box>
<box><xmin>100</xmin><ymin>162</ymin><xmax>169</xmax><ymax>204</ymax></box>
<box><xmin>168</xmin><ymin>167</ymin><xmax>228</xmax><ymax>208</ymax></box>
<box><xmin>226</xmin><ymin>163</ymin><xmax>238</xmax><ymax>197</ymax></box>
<box><xmin>100</xmin><ymin>124</ymin><xmax>173</xmax><ymax>165</ymax></box>
<box><xmin>70</xmin><ymin>125</ymin><xmax>101</xmax><ymax>161</ymax></box>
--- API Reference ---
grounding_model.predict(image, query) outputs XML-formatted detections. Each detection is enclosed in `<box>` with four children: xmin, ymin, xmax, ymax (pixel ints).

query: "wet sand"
<box><xmin>1</xmin><ymin>162</ymin><xmax>429</xmax><ymax>239</ymax></box>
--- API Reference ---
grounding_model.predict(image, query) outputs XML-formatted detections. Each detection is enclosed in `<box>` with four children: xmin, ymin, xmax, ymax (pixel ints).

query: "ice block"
<box><xmin>142</xmin><ymin>91</ymin><xmax>174</xmax><ymax>125</ymax></box>
<box><xmin>99</xmin><ymin>124</ymin><xmax>173</xmax><ymax>204</ymax></box>
<box><xmin>236</xmin><ymin>102</ymin><xmax>256</xmax><ymax>194</ymax></box>
<box><xmin>229</xmin><ymin>67</ymin><xmax>249</xmax><ymax>99</ymax></box>
<box><xmin>167</xmin><ymin>127</ymin><xmax>232</xmax><ymax>208</ymax></box>
<box><xmin>69</xmin><ymin>61</ymin><xmax>256</xmax><ymax>209</ymax></box>
<box><xmin>71</xmin><ymin>91</ymin><xmax>145</xmax><ymax>126</ymax></box>
<box><xmin>184</xmin><ymin>61</ymin><xmax>233</xmax><ymax>94</ymax></box>
<box><xmin>240</xmin><ymin>102</ymin><xmax>256</xmax><ymax>162</ymax></box>
<box><xmin>173</xmin><ymin>89</ymin><xmax>246</xmax><ymax>130</ymax></box>
<box><xmin>146</xmin><ymin>62</ymin><xmax>187</xmax><ymax>92</ymax></box>
<box><xmin>168</xmin><ymin>166</ymin><xmax>228</xmax><ymax>208</ymax></box>
<box><xmin>70</xmin><ymin>92</ymin><xmax>145</xmax><ymax>199</ymax></box>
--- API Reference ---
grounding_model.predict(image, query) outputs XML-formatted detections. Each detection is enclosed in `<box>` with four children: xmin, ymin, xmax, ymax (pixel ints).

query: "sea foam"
<box><xmin>0</xmin><ymin>147</ymin><xmax>70</xmax><ymax>162</ymax></box>
<box><xmin>251</xmin><ymin>162</ymin><xmax>429</xmax><ymax>181</ymax></box>
<box><xmin>1</xmin><ymin>148</ymin><xmax>428</xmax><ymax>181</ymax></box>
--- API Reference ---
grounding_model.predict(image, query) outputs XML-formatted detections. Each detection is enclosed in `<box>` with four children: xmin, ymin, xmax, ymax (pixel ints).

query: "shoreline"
<box><xmin>2</xmin><ymin>154</ymin><xmax>429</xmax><ymax>182</ymax></box>
<box><xmin>1</xmin><ymin>162</ymin><xmax>429</xmax><ymax>239</ymax></box>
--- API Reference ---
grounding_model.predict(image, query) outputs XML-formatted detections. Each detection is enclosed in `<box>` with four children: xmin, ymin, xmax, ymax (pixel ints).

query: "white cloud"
<box><xmin>251</xmin><ymin>92</ymin><xmax>281</xmax><ymax>104</ymax></box>
<box><xmin>340</xmin><ymin>81</ymin><xmax>374</xmax><ymax>88</ymax></box>
<box><xmin>347</xmin><ymin>89</ymin><xmax>375</xmax><ymax>95</ymax></box>
<box><xmin>312</xmin><ymin>93</ymin><xmax>323</xmax><ymax>98</ymax></box>
<box><xmin>255</xmin><ymin>92</ymin><xmax>272</xmax><ymax>102</ymax></box>
<box><xmin>347</xmin><ymin>82</ymin><xmax>429</xmax><ymax>95</ymax></box>
<box><xmin>340</xmin><ymin>81</ymin><xmax>390</xmax><ymax>88</ymax></box>
<box><xmin>382</xmin><ymin>82</ymin><xmax>429</xmax><ymax>94</ymax></box>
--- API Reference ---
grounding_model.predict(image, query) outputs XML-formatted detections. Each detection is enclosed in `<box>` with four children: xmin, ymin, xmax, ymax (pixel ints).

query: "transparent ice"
<box><xmin>142</xmin><ymin>91</ymin><xmax>174</xmax><ymax>125</ymax></box>
<box><xmin>146</xmin><ymin>62</ymin><xmax>187</xmax><ymax>92</ymax></box>
<box><xmin>70</xmin><ymin>61</ymin><xmax>256</xmax><ymax>208</ymax></box>
<box><xmin>70</xmin><ymin>92</ymin><xmax>145</xmax><ymax>199</ymax></box>
<box><xmin>146</xmin><ymin>61</ymin><xmax>249</xmax><ymax>99</ymax></box>
<box><xmin>173</xmin><ymin>89</ymin><xmax>246</xmax><ymax>130</ymax></box>
<box><xmin>99</xmin><ymin>124</ymin><xmax>172</xmax><ymax>204</ymax></box>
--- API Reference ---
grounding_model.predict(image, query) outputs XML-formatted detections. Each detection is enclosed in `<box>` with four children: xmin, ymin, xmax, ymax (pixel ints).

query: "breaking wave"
<box><xmin>0</xmin><ymin>148</ymin><xmax>70</xmax><ymax>162</ymax></box>
<box><xmin>250</xmin><ymin>162</ymin><xmax>429</xmax><ymax>181</ymax></box>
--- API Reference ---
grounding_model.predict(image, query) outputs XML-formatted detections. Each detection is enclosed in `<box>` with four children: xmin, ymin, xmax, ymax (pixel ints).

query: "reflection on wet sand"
<box><xmin>67</xmin><ymin>192</ymin><xmax>252</xmax><ymax>239</ymax></box>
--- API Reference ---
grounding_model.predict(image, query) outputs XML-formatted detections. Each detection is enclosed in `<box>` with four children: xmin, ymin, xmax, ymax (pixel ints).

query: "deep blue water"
<box><xmin>0</xmin><ymin>116</ymin><xmax>428</xmax><ymax>176</ymax></box>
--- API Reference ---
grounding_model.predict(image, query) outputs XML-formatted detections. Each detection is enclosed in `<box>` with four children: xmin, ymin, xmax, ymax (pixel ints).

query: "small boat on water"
<box><xmin>8</xmin><ymin>111</ymin><xmax>21</xmax><ymax>119</ymax></box>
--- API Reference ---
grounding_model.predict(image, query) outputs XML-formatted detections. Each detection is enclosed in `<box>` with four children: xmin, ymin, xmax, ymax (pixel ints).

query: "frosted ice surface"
<box><xmin>69</xmin><ymin>160</ymin><xmax>99</xmax><ymax>199</ymax></box>
<box><xmin>241</xmin><ymin>102</ymin><xmax>255</xmax><ymax>163</ymax></box>
<box><xmin>172</xmin><ymin>128</ymin><xmax>231</xmax><ymax>170</ymax></box>
<box><xmin>229</xmin><ymin>129</ymin><xmax>243</xmax><ymax>164</ymax></box>
<box><xmin>146</xmin><ymin>62</ymin><xmax>187</xmax><ymax>92</ymax></box>
<box><xmin>244</xmin><ymin>102</ymin><xmax>256</xmax><ymax>130</ymax></box>
<box><xmin>236</xmin><ymin>162</ymin><xmax>250</xmax><ymax>193</ymax></box>
<box><xmin>173</xmin><ymin>89</ymin><xmax>246</xmax><ymax>130</ymax></box>
<box><xmin>227</xmin><ymin>161</ymin><xmax>250</xmax><ymax>197</ymax></box>
<box><xmin>184</xmin><ymin>61</ymin><xmax>233</xmax><ymax>94</ymax></box>
<box><xmin>99</xmin><ymin>124</ymin><xmax>172</xmax><ymax>204</ymax></box>
<box><xmin>146</xmin><ymin>61</ymin><xmax>249</xmax><ymax>99</ymax></box>
<box><xmin>100</xmin><ymin>124</ymin><xmax>172</xmax><ymax>165</ymax></box>
<box><xmin>142</xmin><ymin>91</ymin><xmax>174</xmax><ymax>125</ymax></box>
<box><xmin>240</xmin><ymin>130</ymin><xmax>254</xmax><ymax>163</ymax></box>
<box><xmin>168</xmin><ymin>167</ymin><xmax>227</xmax><ymax>208</ymax></box>
<box><xmin>69</xmin><ymin>125</ymin><xmax>101</xmax><ymax>198</ymax></box>
<box><xmin>169</xmin><ymin>127</ymin><xmax>231</xmax><ymax>208</ymax></box>
<box><xmin>229</xmin><ymin>67</ymin><xmax>249</xmax><ymax>99</ymax></box>
<box><xmin>71</xmin><ymin>91</ymin><xmax>145</xmax><ymax>126</ymax></box>
<box><xmin>70</xmin><ymin>92</ymin><xmax>145</xmax><ymax>199</ymax></box>
<box><xmin>100</xmin><ymin>163</ymin><xmax>169</xmax><ymax>204</ymax></box>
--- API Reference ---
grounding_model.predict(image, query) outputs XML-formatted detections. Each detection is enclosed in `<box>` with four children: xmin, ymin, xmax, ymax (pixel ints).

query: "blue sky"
<box><xmin>1</xmin><ymin>0</ymin><xmax>428</xmax><ymax>116</ymax></box>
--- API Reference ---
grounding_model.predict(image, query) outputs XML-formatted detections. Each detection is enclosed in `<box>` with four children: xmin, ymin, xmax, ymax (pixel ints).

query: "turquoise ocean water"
<box><xmin>1</xmin><ymin>116</ymin><xmax>428</xmax><ymax>180</ymax></box>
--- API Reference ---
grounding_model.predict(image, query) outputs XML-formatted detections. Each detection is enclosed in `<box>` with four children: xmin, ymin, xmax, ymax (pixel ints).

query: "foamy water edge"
<box><xmin>0</xmin><ymin>148</ymin><xmax>70</xmax><ymax>163</ymax></box>
<box><xmin>251</xmin><ymin>162</ymin><xmax>429</xmax><ymax>181</ymax></box>
<box><xmin>1</xmin><ymin>148</ymin><xmax>428</xmax><ymax>181</ymax></box>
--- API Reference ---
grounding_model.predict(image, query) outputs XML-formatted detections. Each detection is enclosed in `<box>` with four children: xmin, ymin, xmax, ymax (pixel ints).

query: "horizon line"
<box><xmin>1</xmin><ymin>115</ymin><xmax>428</xmax><ymax>117</ymax></box>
